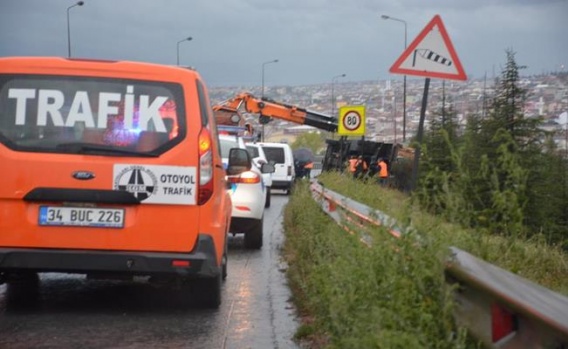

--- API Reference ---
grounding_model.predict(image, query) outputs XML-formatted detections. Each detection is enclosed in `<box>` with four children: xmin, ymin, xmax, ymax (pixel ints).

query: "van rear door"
<box><xmin>261</xmin><ymin>146</ymin><xmax>287</xmax><ymax>179</ymax></box>
<box><xmin>0</xmin><ymin>67</ymin><xmax>201</xmax><ymax>253</ymax></box>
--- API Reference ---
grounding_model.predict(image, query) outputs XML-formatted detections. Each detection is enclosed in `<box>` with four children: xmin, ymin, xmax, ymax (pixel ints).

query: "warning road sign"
<box><xmin>338</xmin><ymin>105</ymin><xmax>365</xmax><ymax>136</ymax></box>
<box><xmin>390</xmin><ymin>15</ymin><xmax>467</xmax><ymax>81</ymax></box>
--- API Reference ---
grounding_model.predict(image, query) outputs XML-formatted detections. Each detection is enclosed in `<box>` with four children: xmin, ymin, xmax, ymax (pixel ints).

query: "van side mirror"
<box><xmin>227</xmin><ymin>148</ymin><xmax>251</xmax><ymax>175</ymax></box>
<box><xmin>261</xmin><ymin>163</ymin><xmax>275</xmax><ymax>174</ymax></box>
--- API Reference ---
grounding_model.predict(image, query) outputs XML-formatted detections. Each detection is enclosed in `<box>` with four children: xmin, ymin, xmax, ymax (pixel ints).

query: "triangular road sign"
<box><xmin>390</xmin><ymin>15</ymin><xmax>467</xmax><ymax>81</ymax></box>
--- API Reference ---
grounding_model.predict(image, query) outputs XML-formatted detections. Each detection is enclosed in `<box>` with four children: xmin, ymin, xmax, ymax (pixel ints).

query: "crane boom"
<box><xmin>213</xmin><ymin>92</ymin><xmax>338</xmax><ymax>132</ymax></box>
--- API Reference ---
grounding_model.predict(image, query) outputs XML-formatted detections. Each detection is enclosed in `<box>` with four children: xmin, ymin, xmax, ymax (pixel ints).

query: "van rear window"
<box><xmin>262</xmin><ymin>147</ymin><xmax>285</xmax><ymax>164</ymax></box>
<box><xmin>0</xmin><ymin>75</ymin><xmax>185</xmax><ymax>156</ymax></box>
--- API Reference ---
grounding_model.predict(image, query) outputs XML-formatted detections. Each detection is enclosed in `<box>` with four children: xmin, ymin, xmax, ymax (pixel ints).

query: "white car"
<box><xmin>246</xmin><ymin>142</ymin><xmax>273</xmax><ymax>208</ymax></box>
<box><xmin>219</xmin><ymin>134</ymin><xmax>274</xmax><ymax>249</ymax></box>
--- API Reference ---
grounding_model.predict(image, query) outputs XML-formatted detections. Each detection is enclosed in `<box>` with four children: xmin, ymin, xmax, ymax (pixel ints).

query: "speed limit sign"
<box><xmin>338</xmin><ymin>105</ymin><xmax>366</xmax><ymax>136</ymax></box>
<box><xmin>343</xmin><ymin>111</ymin><xmax>361</xmax><ymax>131</ymax></box>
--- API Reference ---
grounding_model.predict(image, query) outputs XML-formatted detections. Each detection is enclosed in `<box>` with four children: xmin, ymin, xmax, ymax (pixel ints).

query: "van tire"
<box><xmin>244</xmin><ymin>218</ymin><xmax>263</xmax><ymax>249</ymax></box>
<box><xmin>265</xmin><ymin>188</ymin><xmax>271</xmax><ymax>208</ymax></box>
<box><xmin>6</xmin><ymin>272</ymin><xmax>40</xmax><ymax>306</ymax></box>
<box><xmin>193</xmin><ymin>272</ymin><xmax>222</xmax><ymax>308</ymax></box>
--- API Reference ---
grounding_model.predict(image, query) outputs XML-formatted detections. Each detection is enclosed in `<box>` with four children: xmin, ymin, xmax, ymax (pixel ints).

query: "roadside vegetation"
<box><xmin>284</xmin><ymin>174</ymin><xmax>568</xmax><ymax>348</ymax></box>
<box><xmin>282</xmin><ymin>51</ymin><xmax>568</xmax><ymax>348</ymax></box>
<box><xmin>284</xmin><ymin>179</ymin><xmax>474</xmax><ymax>348</ymax></box>
<box><xmin>290</xmin><ymin>132</ymin><xmax>328</xmax><ymax>155</ymax></box>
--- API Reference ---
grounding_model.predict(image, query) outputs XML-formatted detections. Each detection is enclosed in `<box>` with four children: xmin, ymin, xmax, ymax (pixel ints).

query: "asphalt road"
<box><xmin>0</xmin><ymin>192</ymin><xmax>300</xmax><ymax>349</ymax></box>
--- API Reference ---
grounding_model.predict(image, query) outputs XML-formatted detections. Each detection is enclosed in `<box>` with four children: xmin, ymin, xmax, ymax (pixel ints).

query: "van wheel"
<box><xmin>244</xmin><ymin>218</ymin><xmax>263</xmax><ymax>249</ymax></box>
<box><xmin>193</xmin><ymin>272</ymin><xmax>222</xmax><ymax>308</ymax></box>
<box><xmin>6</xmin><ymin>272</ymin><xmax>40</xmax><ymax>306</ymax></box>
<box><xmin>265</xmin><ymin>188</ymin><xmax>271</xmax><ymax>208</ymax></box>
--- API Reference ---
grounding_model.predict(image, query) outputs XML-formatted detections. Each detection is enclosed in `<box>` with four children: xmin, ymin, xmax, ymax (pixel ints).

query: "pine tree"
<box><xmin>416</xmin><ymin>102</ymin><xmax>466</xmax><ymax>220</ymax></box>
<box><xmin>417</xmin><ymin>49</ymin><xmax>568</xmax><ymax>247</ymax></box>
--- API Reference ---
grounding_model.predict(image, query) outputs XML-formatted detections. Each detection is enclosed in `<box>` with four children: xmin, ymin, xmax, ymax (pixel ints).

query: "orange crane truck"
<box><xmin>213</xmin><ymin>92</ymin><xmax>403</xmax><ymax>178</ymax></box>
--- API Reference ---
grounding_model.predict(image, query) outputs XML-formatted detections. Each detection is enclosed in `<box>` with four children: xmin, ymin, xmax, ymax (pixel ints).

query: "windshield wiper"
<box><xmin>55</xmin><ymin>142</ymin><xmax>159</xmax><ymax>157</ymax></box>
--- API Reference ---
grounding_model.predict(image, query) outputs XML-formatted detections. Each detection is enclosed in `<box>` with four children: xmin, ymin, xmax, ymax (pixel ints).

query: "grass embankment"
<box><xmin>283</xmin><ymin>172</ymin><xmax>568</xmax><ymax>348</ymax></box>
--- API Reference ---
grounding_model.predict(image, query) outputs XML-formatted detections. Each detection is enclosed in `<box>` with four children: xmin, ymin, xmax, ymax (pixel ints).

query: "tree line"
<box><xmin>414</xmin><ymin>49</ymin><xmax>568</xmax><ymax>248</ymax></box>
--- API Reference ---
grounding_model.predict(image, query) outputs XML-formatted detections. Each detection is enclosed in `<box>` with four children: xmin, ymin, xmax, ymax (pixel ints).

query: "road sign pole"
<box><xmin>410</xmin><ymin>77</ymin><xmax>430</xmax><ymax>191</ymax></box>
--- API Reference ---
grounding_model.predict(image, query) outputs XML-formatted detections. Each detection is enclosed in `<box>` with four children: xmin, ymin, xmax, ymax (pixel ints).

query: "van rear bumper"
<box><xmin>271</xmin><ymin>180</ymin><xmax>293</xmax><ymax>190</ymax></box>
<box><xmin>0</xmin><ymin>234</ymin><xmax>219</xmax><ymax>279</ymax></box>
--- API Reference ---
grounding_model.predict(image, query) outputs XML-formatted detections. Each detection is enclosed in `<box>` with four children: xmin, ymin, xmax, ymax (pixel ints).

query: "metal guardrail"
<box><xmin>309</xmin><ymin>181</ymin><xmax>568</xmax><ymax>348</ymax></box>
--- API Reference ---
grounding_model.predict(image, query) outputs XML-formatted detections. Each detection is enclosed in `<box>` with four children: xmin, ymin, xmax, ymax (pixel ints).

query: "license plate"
<box><xmin>39</xmin><ymin>206</ymin><xmax>125</xmax><ymax>228</ymax></box>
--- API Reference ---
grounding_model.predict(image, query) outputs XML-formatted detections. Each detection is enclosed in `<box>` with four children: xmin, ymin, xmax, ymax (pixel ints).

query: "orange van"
<box><xmin>0</xmin><ymin>57</ymin><xmax>233</xmax><ymax>307</ymax></box>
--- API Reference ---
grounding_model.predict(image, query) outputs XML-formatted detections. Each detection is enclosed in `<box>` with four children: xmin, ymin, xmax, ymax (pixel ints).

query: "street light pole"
<box><xmin>381</xmin><ymin>14</ymin><xmax>407</xmax><ymax>142</ymax></box>
<box><xmin>261</xmin><ymin>59</ymin><xmax>279</xmax><ymax>98</ymax></box>
<box><xmin>261</xmin><ymin>59</ymin><xmax>279</xmax><ymax>141</ymax></box>
<box><xmin>331</xmin><ymin>74</ymin><xmax>346</xmax><ymax>120</ymax></box>
<box><xmin>67</xmin><ymin>1</ymin><xmax>84</xmax><ymax>58</ymax></box>
<box><xmin>392</xmin><ymin>95</ymin><xmax>397</xmax><ymax>143</ymax></box>
<box><xmin>176</xmin><ymin>37</ymin><xmax>193</xmax><ymax>66</ymax></box>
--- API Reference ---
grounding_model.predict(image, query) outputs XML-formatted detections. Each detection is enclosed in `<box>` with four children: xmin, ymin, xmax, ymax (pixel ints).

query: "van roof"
<box><xmin>257</xmin><ymin>142</ymin><xmax>292</xmax><ymax>148</ymax></box>
<box><xmin>0</xmin><ymin>56</ymin><xmax>201</xmax><ymax>82</ymax></box>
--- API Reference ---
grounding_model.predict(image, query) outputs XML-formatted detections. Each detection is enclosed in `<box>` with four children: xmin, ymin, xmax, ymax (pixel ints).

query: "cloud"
<box><xmin>1</xmin><ymin>0</ymin><xmax>566</xmax><ymax>86</ymax></box>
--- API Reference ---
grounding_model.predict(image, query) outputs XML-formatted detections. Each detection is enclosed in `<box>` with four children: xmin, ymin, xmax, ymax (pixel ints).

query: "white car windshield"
<box><xmin>220</xmin><ymin>138</ymin><xmax>239</xmax><ymax>158</ymax></box>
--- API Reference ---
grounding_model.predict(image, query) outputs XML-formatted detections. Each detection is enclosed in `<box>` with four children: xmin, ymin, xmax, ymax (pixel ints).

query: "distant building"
<box><xmin>283</xmin><ymin>125</ymin><xmax>318</xmax><ymax>135</ymax></box>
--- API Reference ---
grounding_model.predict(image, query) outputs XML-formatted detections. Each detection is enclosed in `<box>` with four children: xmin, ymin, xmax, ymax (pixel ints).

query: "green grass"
<box><xmin>314</xmin><ymin>172</ymin><xmax>568</xmax><ymax>295</ymax></box>
<box><xmin>282</xmin><ymin>173</ymin><xmax>568</xmax><ymax>348</ymax></box>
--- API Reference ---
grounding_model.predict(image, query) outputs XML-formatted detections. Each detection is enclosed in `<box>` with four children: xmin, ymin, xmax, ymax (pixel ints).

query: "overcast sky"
<box><xmin>1</xmin><ymin>0</ymin><xmax>567</xmax><ymax>87</ymax></box>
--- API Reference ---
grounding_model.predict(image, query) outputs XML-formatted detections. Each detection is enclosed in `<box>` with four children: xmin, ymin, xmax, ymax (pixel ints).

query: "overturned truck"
<box><xmin>322</xmin><ymin>138</ymin><xmax>399</xmax><ymax>172</ymax></box>
<box><xmin>322</xmin><ymin>138</ymin><xmax>414</xmax><ymax>190</ymax></box>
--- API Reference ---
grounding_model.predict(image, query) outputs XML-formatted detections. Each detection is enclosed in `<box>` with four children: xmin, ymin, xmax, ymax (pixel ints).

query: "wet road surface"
<box><xmin>0</xmin><ymin>192</ymin><xmax>300</xmax><ymax>349</ymax></box>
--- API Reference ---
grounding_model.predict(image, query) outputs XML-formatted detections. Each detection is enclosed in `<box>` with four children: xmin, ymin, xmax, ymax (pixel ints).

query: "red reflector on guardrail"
<box><xmin>492</xmin><ymin>303</ymin><xmax>516</xmax><ymax>342</ymax></box>
<box><xmin>323</xmin><ymin>198</ymin><xmax>336</xmax><ymax>212</ymax></box>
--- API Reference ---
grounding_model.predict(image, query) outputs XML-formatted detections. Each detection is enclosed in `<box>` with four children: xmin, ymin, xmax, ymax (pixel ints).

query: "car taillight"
<box><xmin>287</xmin><ymin>166</ymin><xmax>292</xmax><ymax>176</ymax></box>
<box><xmin>227</xmin><ymin>171</ymin><xmax>261</xmax><ymax>184</ymax></box>
<box><xmin>198</xmin><ymin>127</ymin><xmax>214</xmax><ymax>205</ymax></box>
